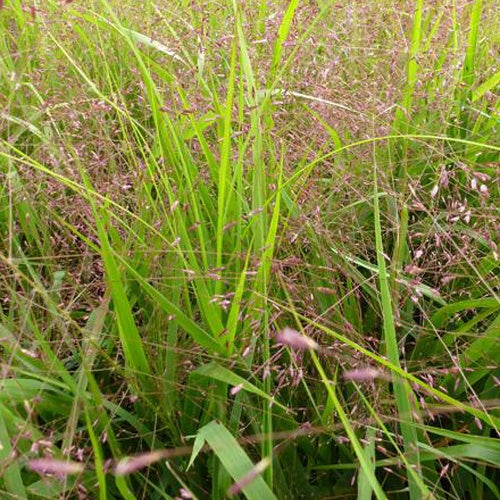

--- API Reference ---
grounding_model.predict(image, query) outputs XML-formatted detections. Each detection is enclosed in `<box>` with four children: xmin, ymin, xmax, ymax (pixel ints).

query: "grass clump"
<box><xmin>1</xmin><ymin>0</ymin><xmax>499</xmax><ymax>498</ymax></box>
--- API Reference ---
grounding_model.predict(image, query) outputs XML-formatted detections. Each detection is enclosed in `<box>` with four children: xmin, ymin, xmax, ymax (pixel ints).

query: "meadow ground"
<box><xmin>1</xmin><ymin>0</ymin><xmax>499</xmax><ymax>498</ymax></box>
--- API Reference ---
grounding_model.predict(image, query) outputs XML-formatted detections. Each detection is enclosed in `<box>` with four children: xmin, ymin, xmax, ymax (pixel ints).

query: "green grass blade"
<box><xmin>197</xmin><ymin>420</ymin><xmax>277</xmax><ymax>500</ymax></box>
<box><xmin>194</xmin><ymin>362</ymin><xmax>287</xmax><ymax>411</ymax></box>
<box><xmin>118</xmin><ymin>256</ymin><xmax>224</xmax><ymax>354</ymax></box>
<box><xmin>472</xmin><ymin>69</ymin><xmax>500</xmax><ymax>102</ymax></box>
<box><xmin>310</xmin><ymin>352</ymin><xmax>388</xmax><ymax>500</ymax></box>
<box><xmin>0</xmin><ymin>408</ymin><xmax>27</xmax><ymax>499</ymax></box>
<box><xmin>270</xmin><ymin>0</ymin><xmax>300</xmax><ymax>79</ymax></box>
<box><xmin>373</xmin><ymin>161</ymin><xmax>421</xmax><ymax>498</ymax></box>
<box><xmin>357</xmin><ymin>426</ymin><xmax>376</xmax><ymax>500</ymax></box>
<box><xmin>91</xmin><ymin>203</ymin><xmax>152</xmax><ymax>383</ymax></box>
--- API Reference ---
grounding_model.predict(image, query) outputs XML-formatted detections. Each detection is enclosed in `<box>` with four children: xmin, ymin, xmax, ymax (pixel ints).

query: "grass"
<box><xmin>0</xmin><ymin>0</ymin><xmax>499</xmax><ymax>498</ymax></box>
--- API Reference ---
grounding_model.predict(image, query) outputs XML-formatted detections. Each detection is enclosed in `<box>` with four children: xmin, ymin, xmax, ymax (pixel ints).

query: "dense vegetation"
<box><xmin>1</xmin><ymin>0</ymin><xmax>499</xmax><ymax>498</ymax></box>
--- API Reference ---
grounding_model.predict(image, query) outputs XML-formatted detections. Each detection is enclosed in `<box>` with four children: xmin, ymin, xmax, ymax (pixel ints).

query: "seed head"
<box><xmin>275</xmin><ymin>328</ymin><xmax>319</xmax><ymax>352</ymax></box>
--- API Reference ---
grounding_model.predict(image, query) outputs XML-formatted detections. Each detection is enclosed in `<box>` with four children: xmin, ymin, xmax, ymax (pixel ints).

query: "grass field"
<box><xmin>1</xmin><ymin>0</ymin><xmax>499</xmax><ymax>498</ymax></box>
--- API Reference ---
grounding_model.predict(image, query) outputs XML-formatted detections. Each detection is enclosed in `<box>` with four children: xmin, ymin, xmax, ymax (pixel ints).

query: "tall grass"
<box><xmin>1</xmin><ymin>0</ymin><xmax>499</xmax><ymax>498</ymax></box>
